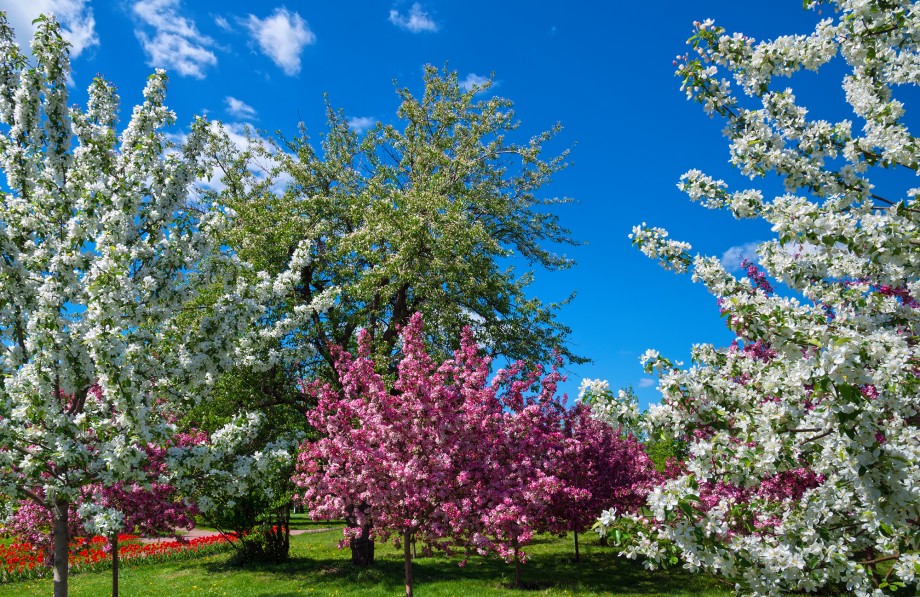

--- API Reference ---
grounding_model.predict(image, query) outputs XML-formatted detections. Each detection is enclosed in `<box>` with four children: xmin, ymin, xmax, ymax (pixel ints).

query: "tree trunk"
<box><xmin>266</xmin><ymin>502</ymin><xmax>291</xmax><ymax>562</ymax></box>
<box><xmin>574</xmin><ymin>530</ymin><xmax>580</xmax><ymax>563</ymax></box>
<box><xmin>403</xmin><ymin>529</ymin><xmax>413</xmax><ymax>597</ymax></box>
<box><xmin>52</xmin><ymin>497</ymin><xmax>69</xmax><ymax>597</ymax></box>
<box><xmin>111</xmin><ymin>534</ymin><xmax>119</xmax><ymax>597</ymax></box>
<box><xmin>280</xmin><ymin>503</ymin><xmax>291</xmax><ymax>558</ymax></box>
<box><xmin>512</xmin><ymin>536</ymin><xmax>522</xmax><ymax>588</ymax></box>
<box><xmin>347</xmin><ymin>503</ymin><xmax>374</xmax><ymax>566</ymax></box>
<box><xmin>350</xmin><ymin>525</ymin><xmax>374</xmax><ymax>566</ymax></box>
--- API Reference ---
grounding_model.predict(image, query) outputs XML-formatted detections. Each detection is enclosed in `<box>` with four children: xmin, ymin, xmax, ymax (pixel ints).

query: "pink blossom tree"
<box><xmin>464</xmin><ymin>360</ymin><xmax>566</xmax><ymax>586</ymax></box>
<box><xmin>295</xmin><ymin>314</ymin><xmax>577</xmax><ymax>595</ymax></box>
<box><xmin>295</xmin><ymin>313</ymin><xmax>660</xmax><ymax>592</ymax></box>
<box><xmin>295</xmin><ymin>314</ymin><xmax>492</xmax><ymax>595</ymax></box>
<box><xmin>476</xmin><ymin>365</ymin><xmax>658</xmax><ymax>569</ymax></box>
<box><xmin>1</xmin><ymin>497</ymin><xmax>83</xmax><ymax>558</ymax></box>
<box><xmin>543</xmin><ymin>404</ymin><xmax>658</xmax><ymax>561</ymax></box>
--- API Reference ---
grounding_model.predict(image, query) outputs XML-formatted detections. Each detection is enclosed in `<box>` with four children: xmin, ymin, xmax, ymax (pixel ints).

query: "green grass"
<box><xmin>193</xmin><ymin>513</ymin><xmax>335</xmax><ymax>533</ymax></box>
<box><xmin>3</xmin><ymin>527</ymin><xmax>731</xmax><ymax>596</ymax></box>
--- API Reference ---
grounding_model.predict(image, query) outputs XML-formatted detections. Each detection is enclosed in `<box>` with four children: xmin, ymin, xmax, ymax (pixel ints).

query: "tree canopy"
<box><xmin>207</xmin><ymin>66</ymin><xmax>583</xmax><ymax>380</ymax></box>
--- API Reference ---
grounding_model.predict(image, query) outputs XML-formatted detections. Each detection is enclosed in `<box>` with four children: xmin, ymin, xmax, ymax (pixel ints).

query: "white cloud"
<box><xmin>637</xmin><ymin>378</ymin><xmax>655</xmax><ymax>389</ymax></box>
<box><xmin>346</xmin><ymin>116</ymin><xmax>375</xmax><ymax>133</ymax></box>
<box><xmin>720</xmin><ymin>241</ymin><xmax>762</xmax><ymax>271</ymax></box>
<box><xmin>213</xmin><ymin>15</ymin><xmax>231</xmax><ymax>32</ymax></box>
<box><xmin>132</xmin><ymin>0</ymin><xmax>217</xmax><ymax>79</ymax></box>
<box><xmin>2</xmin><ymin>0</ymin><xmax>98</xmax><ymax>57</ymax></box>
<box><xmin>389</xmin><ymin>3</ymin><xmax>438</xmax><ymax>33</ymax></box>
<box><xmin>460</xmin><ymin>73</ymin><xmax>490</xmax><ymax>93</ymax></box>
<box><xmin>245</xmin><ymin>8</ymin><xmax>315</xmax><ymax>76</ymax></box>
<box><xmin>225</xmin><ymin>96</ymin><xmax>257</xmax><ymax>120</ymax></box>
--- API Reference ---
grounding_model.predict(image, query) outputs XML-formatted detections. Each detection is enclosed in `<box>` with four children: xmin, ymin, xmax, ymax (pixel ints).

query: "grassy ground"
<box><xmin>192</xmin><ymin>513</ymin><xmax>333</xmax><ymax>533</ymax></box>
<box><xmin>4</xmin><ymin>527</ymin><xmax>730</xmax><ymax>596</ymax></box>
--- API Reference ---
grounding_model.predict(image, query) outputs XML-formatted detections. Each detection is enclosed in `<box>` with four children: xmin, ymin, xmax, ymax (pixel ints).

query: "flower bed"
<box><xmin>0</xmin><ymin>533</ymin><xmax>234</xmax><ymax>583</ymax></box>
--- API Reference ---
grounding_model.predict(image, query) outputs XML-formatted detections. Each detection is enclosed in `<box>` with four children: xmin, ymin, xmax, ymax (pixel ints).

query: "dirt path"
<box><xmin>139</xmin><ymin>527</ymin><xmax>334</xmax><ymax>544</ymax></box>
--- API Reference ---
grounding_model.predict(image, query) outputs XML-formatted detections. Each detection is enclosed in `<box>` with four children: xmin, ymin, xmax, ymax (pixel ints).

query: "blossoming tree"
<box><xmin>166</xmin><ymin>413</ymin><xmax>302</xmax><ymax>563</ymax></box>
<box><xmin>209</xmin><ymin>68</ymin><xmax>585</xmax><ymax>565</ymax></box>
<box><xmin>295</xmin><ymin>314</ymin><xmax>590</xmax><ymax>594</ymax></box>
<box><xmin>296</xmin><ymin>315</ymin><xmax>478</xmax><ymax>596</ymax></box>
<box><xmin>0</xmin><ymin>14</ymin><xmax>320</xmax><ymax>597</ymax></box>
<box><xmin>594</xmin><ymin>1</ymin><xmax>920</xmax><ymax>594</ymax></box>
<box><xmin>543</xmin><ymin>400</ymin><xmax>657</xmax><ymax>562</ymax></box>
<box><xmin>470</xmin><ymin>359</ymin><xmax>566</xmax><ymax>587</ymax></box>
<box><xmin>3</xmin><ymin>437</ymin><xmax>198</xmax><ymax>597</ymax></box>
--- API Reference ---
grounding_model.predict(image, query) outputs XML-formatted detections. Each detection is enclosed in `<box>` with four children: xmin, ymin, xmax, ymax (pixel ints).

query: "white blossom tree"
<box><xmin>0</xmin><ymin>14</ymin><xmax>320</xmax><ymax>597</ymax></box>
<box><xmin>594</xmin><ymin>1</ymin><xmax>920</xmax><ymax>595</ymax></box>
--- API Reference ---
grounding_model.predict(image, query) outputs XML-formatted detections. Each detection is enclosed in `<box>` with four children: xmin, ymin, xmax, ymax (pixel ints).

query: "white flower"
<box><xmin>617</xmin><ymin>2</ymin><xmax>920</xmax><ymax>593</ymax></box>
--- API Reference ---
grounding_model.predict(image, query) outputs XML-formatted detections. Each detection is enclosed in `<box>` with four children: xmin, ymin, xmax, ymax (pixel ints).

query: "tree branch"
<box><xmin>19</xmin><ymin>487</ymin><xmax>47</xmax><ymax>508</ymax></box>
<box><xmin>802</xmin><ymin>428</ymin><xmax>834</xmax><ymax>444</ymax></box>
<box><xmin>859</xmin><ymin>552</ymin><xmax>900</xmax><ymax>566</ymax></box>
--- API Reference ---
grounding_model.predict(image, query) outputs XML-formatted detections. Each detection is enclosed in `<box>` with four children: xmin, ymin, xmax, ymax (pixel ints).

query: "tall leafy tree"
<box><xmin>209</xmin><ymin>66</ymin><xmax>582</xmax><ymax>372</ymax></box>
<box><xmin>207</xmin><ymin>66</ymin><xmax>583</xmax><ymax>563</ymax></box>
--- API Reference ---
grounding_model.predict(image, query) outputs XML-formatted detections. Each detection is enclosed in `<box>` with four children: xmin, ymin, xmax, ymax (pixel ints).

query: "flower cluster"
<box><xmin>629</xmin><ymin>224</ymin><xmax>693</xmax><ymax>274</ymax></box>
<box><xmin>164</xmin><ymin>413</ymin><xmax>301</xmax><ymax>521</ymax></box>
<box><xmin>0</xmin><ymin>534</ymin><xmax>233</xmax><ymax>583</ymax></box>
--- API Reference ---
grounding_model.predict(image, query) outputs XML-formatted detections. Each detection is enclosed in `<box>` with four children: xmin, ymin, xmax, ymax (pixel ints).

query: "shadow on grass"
<box><xmin>289</xmin><ymin>516</ymin><xmax>344</xmax><ymax>531</ymax></box>
<box><xmin>199</xmin><ymin>534</ymin><xmax>724</xmax><ymax>596</ymax></box>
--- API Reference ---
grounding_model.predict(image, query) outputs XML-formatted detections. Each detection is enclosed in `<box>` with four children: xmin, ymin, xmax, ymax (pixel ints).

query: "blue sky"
<box><xmin>0</xmin><ymin>0</ymin><xmax>840</xmax><ymax>407</ymax></box>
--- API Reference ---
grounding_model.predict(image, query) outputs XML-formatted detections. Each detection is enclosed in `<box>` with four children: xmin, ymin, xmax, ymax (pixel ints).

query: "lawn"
<box><xmin>3</xmin><ymin>527</ymin><xmax>730</xmax><ymax>596</ymax></box>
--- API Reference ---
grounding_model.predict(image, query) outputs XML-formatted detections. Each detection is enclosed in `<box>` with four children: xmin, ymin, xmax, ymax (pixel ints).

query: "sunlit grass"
<box><xmin>4</xmin><ymin>527</ymin><xmax>730</xmax><ymax>596</ymax></box>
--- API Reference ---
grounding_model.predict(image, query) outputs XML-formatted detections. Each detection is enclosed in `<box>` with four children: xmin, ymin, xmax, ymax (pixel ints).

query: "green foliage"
<box><xmin>183</xmin><ymin>366</ymin><xmax>309</xmax><ymax>564</ymax></box>
<box><xmin>205</xmin><ymin>65</ymin><xmax>584</xmax><ymax>380</ymax></box>
<box><xmin>643</xmin><ymin>435</ymin><xmax>687</xmax><ymax>473</ymax></box>
<box><xmin>223</xmin><ymin>504</ymin><xmax>292</xmax><ymax>566</ymax></box>
<box><xmin>184</xmin><ymin>365</ymin><xmax>310</xmax><ymax>436</ymax></box>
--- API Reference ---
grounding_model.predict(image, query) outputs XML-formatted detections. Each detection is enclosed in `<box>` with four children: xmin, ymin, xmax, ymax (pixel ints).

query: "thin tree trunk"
<box><xmin>512</xmin><ymin>536</ymin><xmax>521</xmax><ymax>588</ymax></box>
<box><xmin>52</xmin><ymin>498</ymin><xmax>69</xmax><ymax>597</ymax></box>
<box><xmin>269</xmin><ymin>502</ymin><xmax>291</xmax><ymax>562</ymax></box>
<box><xmin>403</xmin><ymin>529</ymin><xmax>414</xmax><ymax>596</ymax></box>
<box><xmin>111</xmin><ymin>533</ymin><xmax>119</xmax><ymax>597</ymax></box>
<box><xmin>574</xmin><ymin>530</ymin><xmax>580</xmax><ymax>563</ymax></box>
<box><xmin>281</xmin><ymin>503</ymin><xmax>291</xmax><ymax>558</ymax></box>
